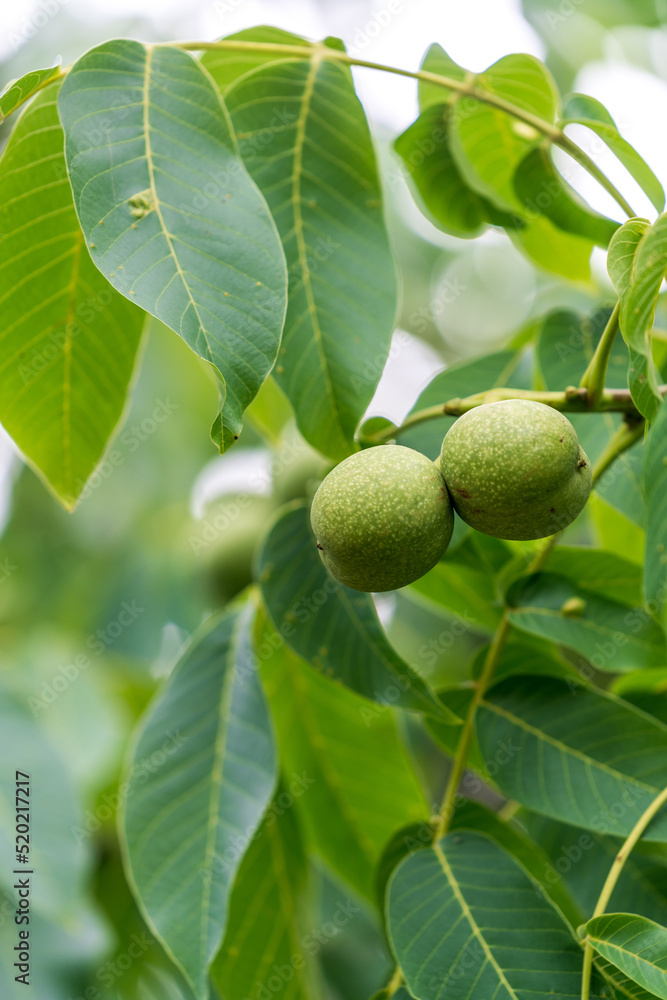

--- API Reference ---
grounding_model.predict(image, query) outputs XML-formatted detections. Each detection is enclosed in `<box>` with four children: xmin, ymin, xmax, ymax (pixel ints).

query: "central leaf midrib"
<box><xmin>289</xmin><ymin>55</ymin><xmax>348</xmax><ymax>454</ymax></box>
<box><xmin>433</xmin><ymin>839</ymin><xmax>517</xmax><ymax>998</ymax></box>
<box><xmin>142</xmin><ymin>46</ymin><xmax>217</xmax><ymax>375</ymax></box>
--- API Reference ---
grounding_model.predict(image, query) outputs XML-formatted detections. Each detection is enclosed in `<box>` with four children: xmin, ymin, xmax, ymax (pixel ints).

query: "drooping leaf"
<box><xmin>394</xmin><ymin>103</ymin><xmax>521</xmax><ymax>238</ymax></box>
<box><xmin>0</xmin><ymin>61</ymin><xmax>61</xmax><ymax>122</ymax></box>
<box><xmin>418</xmin><ymin>42</ymin><xmax>467</xmax><ymax>111</ymax></box>
<box><xmin>0</xmin><ymin>81</ymin><xmax>145</xmax><ymax>509</ymax></box>
<box><xmin>58</xmin><ymin>39</ymin><xmax>288</xmax><ymax>452</ymax></box>
<box><xmin>257</xmin><ymin>502</ymin><xmax>456</xmax><ymax>720</ymax></box>
<box><xmin>643</xmin><ymin>399</ymin><xmax>667</xmax><ymax>629</ymax></box>
<box><xmin>121</xmin><ymin>597</ymin><xmax>277</xmax><ymax>999</ymax></box>
<box><xmin>211</xmin><ymin>782</ymin><xmax>320</xmax><ymax>1000</ymax></box>
<box><xmin>224</xmin><ymin>50</ymin><xmax>397</xmax><ymax>461</ymax></box>
<box><xmin>387</xmin><ymin>831</ymin><xmax>602</xmax><ymax>1000</ymax></box>
<box><xmin>584</xmin><ymin>913</ymin><xmax>667</xmax><ymax>999</ymax></box>
<box><xmin>257</xmin><ymin>612</ymin><xmax>428</xmax><ymax>899</ymax></box>
<box><xmin>537</xmin><ymin>308</ymin><xmax>645</xmax><ymax>525</ymax></box>
<box><xmin>449</xmin><ymin>53</ymin><xmax>559</xmax><ymax>213</ymax></box>
<box><xmin>509</xmin><ymin>212</ymin><xmax>595</xmax><ymax>280</ymax></box>
<box><xmin>607</xmin><ymin>216</ymin><xmax>666</xmax><ymax>423</ymax></box>
<box><xmin>507</xmin><ymin>572</ymin><xmax>666</xmax><ymax>672</ymax></box>
<box><xmin>477</xmin><ymin>676</ymin><xmax>667</xmax><ymax>841</ymax></box>
<box><xmin>513</xmin><ymin>144</ymin><xmax>619</xmax><ymax>246</ymax></box>
<box><xmin>202</xmin><ymin>26</ymin><xmax>311</xmax><ymax>95</ymax></box>
<box><xmin>561</xmin><ymin>94</ymin><xmax>665</xmax><ymax>213</ymax></box>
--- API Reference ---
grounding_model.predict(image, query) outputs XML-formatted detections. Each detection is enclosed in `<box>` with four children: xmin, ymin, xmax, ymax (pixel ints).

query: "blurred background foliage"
<box><xmin>2</xmin><ymin>0</ymin><xmax>667</xmax><ymax>997</ymax></box>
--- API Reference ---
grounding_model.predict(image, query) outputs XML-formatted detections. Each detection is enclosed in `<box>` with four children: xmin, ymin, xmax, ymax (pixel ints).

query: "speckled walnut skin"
<box><xmin>439</xmin><ymin>399</ymin><xmax>592</xmax><ymax>541</ymax></box>
<box><xmin>310</xmin><ymin>445</ymin><xmax>454</xmax><ymax>592</ymax></box>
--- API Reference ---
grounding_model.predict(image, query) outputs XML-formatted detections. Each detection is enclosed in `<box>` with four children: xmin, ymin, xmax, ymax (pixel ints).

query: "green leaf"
<box><xmin>513</xmin><ymin>145</ymin><xmax>619</xmax><ymax>246</ymax></box>
<box><xmin>121</xmin><ymin>597</ymin><xmax>277</xmax><ymax>999</ymax></box>
<box><xmin>0</xmin><ymin>61</ymin><xmax>61</xmax><ymax>122</ymax></box>
<box><xmin>525</xmin><ymin>813</ymin><xmax>667</xmax><ymax>928</ymax></box>
<box><xmin>58</xmin><ymin>39</ymin><xmax>287</xmax><ymax>452</ymax></box>
<box><xmin>211</xmin><ymin>783</ymin><xmax>319</xmax><ymax>1000</ymax></box>
<box><xmin>418</xmin><ymin>42</ymin><xmax>467</xmax><ymax>111</ymax></box>
<box><xmin>585</xmin><ymin>913</ymin><xmax>667</xmax><ymax>999</ymax></box>
<box><xmin>477</xmin><ymin>676</ymin><xmax>667</xmax><ymax>842</ymax></box>
<box><xmin>450</xmin><ymin>53</ymin><xmax>559</xmax><ymax>213</ymax></box>
<box><xmin>202</xmin><ymin>26</ymin><xmax>311</xmax><ymax>95</ymax></box>
<box><xmin>387</xmin><ymin>831</ymin><xmax>597</xmax><ymax>1000</ymax></box>
<box><xmin>607</xmin><ymin>216</ymin><xmax>666</xmax><ymax>423</ymax></box>
<box><xmin>394</xmin><ymin>104</ymin><xmax>520</xmax><ymax>238</ymax></box>
<box><xmin>224</xmin><ymin>51</ymin><xmax>397</xmax><ymax>461</ymax></box>
<box><xmin>0</xmin><ymin>81</ymin><xmax>145</xmax><ymax>509</ymax></box>
<box><xmin>561</xmin><ymin>94</ymin><xmax>665</xmax><ymax>213</ymax></box>
<box><xmin>542</xmin><ymin>547</ymin><xmax>643</xmax><ymax>606</ymax></box>
<box><xmin>507</xmin><ymin>572</ymin><xmax>666</xmax><ymax>672</ymax></box>
<box><xmin>406</xmin><ymin>558</ymin><xmax>503</xmax><ymax>634</ymax></box>
<box><xmin>243</xmin><ymin>375</ymin><xmax>293</xmax><ymax>447</ymax></box>
<box><xmin>397</xmin><ymin>348</ymin><xmax>530</xmax><ymax>459</ymax></box>
<box><xmin>643</xmin><ymin>399</ymin><xmax>667</xmax><ymax>629</ymax></box>
<box><xmin>537</xmin><ymin>308</ymin><xmax>645</xmax><ymax>525</ymax></box>
<box><xmin>0</xmin><ymin>688</ymin><xmax>87</xmax><ymax>921</ymax></box>
<box><xmin>258</xmin><ymin>613</ymin><xmax>428</xmax><ymax>899</ymax></box>
<box><xmin>450</xmin><ymin>802</ymin><xmax>584</xmax><ymax>929</ymax></box>
<box><xmin>509</xmin><ymin>212</ymin><xmax>595</xmax><ymax>280</ymax></box>
<box><xmin>257</xmin><ymin>502</ymin><xmax>456</xmax><ymax>720</ymax></box>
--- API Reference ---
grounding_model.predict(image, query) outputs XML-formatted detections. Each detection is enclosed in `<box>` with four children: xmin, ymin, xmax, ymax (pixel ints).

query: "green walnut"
<box><xmin>310</xmin><ymin>445</ymin><xmax>454</xmax><ymax>592</ymax></box>
<box><xmin>439</xmin><ymin>399</ymin><xmax>592</xmax><ymax>541</ymax></box>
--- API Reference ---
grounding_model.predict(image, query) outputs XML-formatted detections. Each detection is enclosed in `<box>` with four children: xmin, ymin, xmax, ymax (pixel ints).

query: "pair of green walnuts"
<box><xmin>311</xmin><ymin>400</ymin><xmax>592</xmax><ymax>593</ymax></box>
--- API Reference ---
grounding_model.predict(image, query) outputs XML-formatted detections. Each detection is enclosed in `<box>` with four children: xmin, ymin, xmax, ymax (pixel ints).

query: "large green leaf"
<box><xmin>449</xmin><ymin>53</ymin><xmax>559</xmax><ymax>213</ymax></box>
<box><xmin>58</xmin><ymin>39</ymin><xmax>287</xmax><ymax>452</ymax></box>
<box><xmin>507</xmin><ymin>572</ymin><xmax>666</xmax><ymax>672</ymax></box>
<box><xmin>387</xmin><ymin>831</ymin><xmax>601</xmax><ymax>1000</ymax></box>
<box><xmin>211</xmin><ymin>783</ymin><xmax>319</xmax><ymax>1000</ymax></box>
<box><xmin>537</xmin><ymin>308</ymin><xmax>645</xmax><ymax>525</ymax></box>
<box><xmin>121</xmin><ymin>598</ymin><xmax>277</xmax><ymax>999</ymax></box>
<box><xmin>0</xmin><ymin>81</ymin><xmax>145</xmax><ymax>508</ymax></box>
<box><xmin>607</xmin><ymin>216</ymin><xmax>665</xmax><ymax>423</ymax></box>
<box><xmin>477</xmin><ymin>676</ymin><xmax>667</xmax><ymax>841</ymax></box>
<box><xmin>224</xmin><ymin>51</ymin><xmax>397</xmax><ymax>460</ymax></box>
<box><xmin>643</xmin><ymin>400</ymin><xmax>667</xmax><ymax>629</ymax></box>
<box><xmin>0</xmin><ymin>61</ymin><xmax>61</xmax><ymax>122</ymax></box>
<box><xmin>258</xmin><ymin>613</ymin><xmax>428</xmax><ymax>899</ymax></box>
<box><xmin>257</xmin><ymin>502</ymin><xmax>455</xmax><ymax>720</ymax></box>
<box><xmin>584</xmin><ymin>914</ymin><xmax>667</xmax><ymax>999</ymax></box>
<box><xmin>560</xmin><ymin>94</ymin><xmax>665</xmax><ymax>213</ymax></box>
<box><xmin>513</xmin><ymin>145</ymin><xmax>619</xmax><ymax>246</ymax></box>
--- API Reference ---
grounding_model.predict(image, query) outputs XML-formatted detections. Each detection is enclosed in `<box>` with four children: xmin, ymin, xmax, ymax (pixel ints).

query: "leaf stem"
<box><xmin>359</xmin><ymin>385</ymin><xmax>663</xmax><ymax>447</ymax></box>
<box><xmin>580</xmin><ymin>783</ymin><xmax>667</xmax><ymax>1000</ymax></box>
<box><xmin>432</xmin><ymin>613</ymin><xmax>511</xmax><ymax>841</ymax></box>
<box><xmin>590</xmin><ymin>416</ymin><xmax>644</xmax><ymax>484</ymax></box>
<box><xmin>579</xmin><ymin>302</ymin><xmax>621</xmax><ymax>408</ymax></box>
<box><xmin>176</xmin><ymin>39</ymin><xmax>634</xmax><ymax>217</ymax></box>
